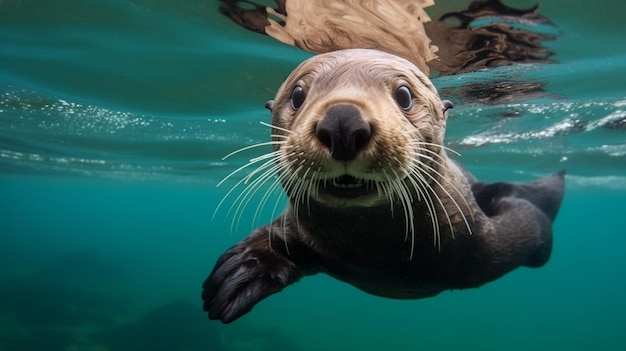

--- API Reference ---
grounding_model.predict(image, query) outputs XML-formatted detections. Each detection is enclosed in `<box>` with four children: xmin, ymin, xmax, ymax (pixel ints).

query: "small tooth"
<box><xmin>331</xmin><ymin>178</ymin><xmax>364</xmax><ymax>189</ymax></box>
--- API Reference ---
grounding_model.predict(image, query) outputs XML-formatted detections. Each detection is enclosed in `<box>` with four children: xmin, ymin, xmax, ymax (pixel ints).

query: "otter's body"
<box><xmin>202</xmin><ymin>49</ymin><xmax>565</xmax><ymax>323</ymax></box>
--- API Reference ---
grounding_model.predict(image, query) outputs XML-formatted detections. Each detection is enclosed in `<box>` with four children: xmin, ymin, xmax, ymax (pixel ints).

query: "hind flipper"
<box><xmin>472</xmin><ymin>171</ymin><xmax>566</xmax><ymax>267</ymax></box>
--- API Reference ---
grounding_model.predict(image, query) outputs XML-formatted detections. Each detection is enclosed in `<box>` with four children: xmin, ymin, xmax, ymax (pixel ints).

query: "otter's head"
<box><xmin>266</xmin><ymin>49</ymin><xmax>452</xmax><ymax>208</ymax></box>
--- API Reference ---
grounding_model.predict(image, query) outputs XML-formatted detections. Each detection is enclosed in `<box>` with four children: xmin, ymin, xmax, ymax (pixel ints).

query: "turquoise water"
<box><xmin>1</xmin><ymin>0</ymin><xmax>625</xmax><ymax>350</ymax></box>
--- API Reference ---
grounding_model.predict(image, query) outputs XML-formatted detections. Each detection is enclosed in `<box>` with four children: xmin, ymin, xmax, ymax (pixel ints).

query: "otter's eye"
<box><xmin>291</xmin><ymin>85</ymin><xmax>305</xmax><ymax>110</ymax></box>
<box><xmin>395</xmin><ymin>85</ymin><xmax>413</xmax><ymax>110</ymax></box>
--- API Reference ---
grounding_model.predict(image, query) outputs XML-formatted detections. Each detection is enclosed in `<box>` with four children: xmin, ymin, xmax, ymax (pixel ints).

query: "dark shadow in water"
<box><xmin>605</xmin><ymin>117</ymin><xmax>626</xmax><ymax>130</ymax></box>
<box><xmin>91</xmin><ymin>300</ymin><xmax>304</xmax><ymax>351</ymax></box>
<box><xmin>0</xmin><ymin>250</ymin><xmax>301</xmax><ymax>350</ymax></box>
<box><xmin>0</xmin><ymin>250</ymin><xmax>137</xmax><ymax>350</ymax></box>
<box><xmin>1</xmin><ymin>328</ymin><xmax>73</xmax><ymax>351</ymax></box>
<box><xmin>425</xmin><ymin>0</ymin><xmax>556</xmax><ymax>75</ymax></box>
<box><xmin>439</xmin><ymin>79</ymin><xmax>547</xmax><ymax>105</ymax></box>
<box><xmin>0</xmin><ymin>250</ymin><xmax>132</xmax><ymax>328</ymax></box>
<box><xmin>219</xmin><ymin>322</ymin><xmax>305</xmax><ymax>351</ymax></box>
<box><xmin>0</xmin><ymin>276</ymin><xmax>129</xmax><ymax>327</ymax></box>
<box><xmin>91</xmin><ymin>300</ymin><xmax>222</xmax><ymax>351</ymax></box>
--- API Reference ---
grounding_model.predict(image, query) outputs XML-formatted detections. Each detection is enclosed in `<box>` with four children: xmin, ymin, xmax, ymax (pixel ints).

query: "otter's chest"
<box><xmin>295</xmin><ymin>203</ymin><xmax>475</xmax><ymax>268</ymax></box>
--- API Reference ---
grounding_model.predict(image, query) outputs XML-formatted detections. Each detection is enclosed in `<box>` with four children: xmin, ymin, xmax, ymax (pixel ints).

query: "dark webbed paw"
<box><xmin>202</xmin><ymin>232</ymin><xmax>299</xmax><ymax>323</ymax></box>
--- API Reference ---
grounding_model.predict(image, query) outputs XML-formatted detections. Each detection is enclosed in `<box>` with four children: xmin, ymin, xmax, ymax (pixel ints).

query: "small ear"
<box><xmin>265</xmin><ymin>100</ymin><xmax>274</xmax><ymax>111</ymax></box>
<box><xmin>442</xmin><ymin>100</ymin><xmax>454</xmax><ymax>113</ymax></box>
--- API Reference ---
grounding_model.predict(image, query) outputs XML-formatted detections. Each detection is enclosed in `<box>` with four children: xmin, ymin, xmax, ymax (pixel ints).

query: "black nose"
<box><xmin>315</xmin><ymin>104</ymin><xmax>372</xmax><ymax>161</ymax></box>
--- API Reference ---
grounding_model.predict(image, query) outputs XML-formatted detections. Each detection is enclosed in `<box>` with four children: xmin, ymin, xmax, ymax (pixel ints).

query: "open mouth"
<box><xmin>331</xmin><ymin>175</ymin><xmax>365</xmax><ymax>189</ymax></box>
<box><xmin>320</xmin><ymin>174</ymin><xmax>370</xmax><ymax>198</ymax></box>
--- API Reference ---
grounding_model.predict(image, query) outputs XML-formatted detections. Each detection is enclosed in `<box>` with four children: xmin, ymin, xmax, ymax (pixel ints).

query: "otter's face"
<box><xmin>267</xmin><ymin>49</ymin><xmax>450</xmax><ymax>208</ymax></box>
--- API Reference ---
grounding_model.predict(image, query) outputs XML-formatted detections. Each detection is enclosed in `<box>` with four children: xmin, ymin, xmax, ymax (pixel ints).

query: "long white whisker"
<box><xmin>416</xmin><ymin>165</ymin><xmax>455</xmax><ymax>242</ymax></box>
<box><xmin>391</xmin><ymin>169</ymin><xmax>417</xmax><ymax>259</ymax></box>
<box><xmin>221</xmin><ymin>141</ymin><xmax>285</xmax><ymax>160</ymax></box>
<box><xmin>253</xmin><ymin>173</ymin><xmax>283</xmax><ymax>229</ymax></box>
<box><xmin>261</xmin><ymin>121</ymin><xmax>293</xmax><ymax>135</ymax></box>
<box><xmin>226</xmin><ymin>150</ymin><xmax>294</xmax><ymax>231</ymax></box>
<box><xmin>212</xmin><ymin>154</ymin><xmax>279</xmax><ymax>221</ymax></box>
<box><xmin>300</xmin><ymin>167</ymin><xmax>315</xmax><ymax>216</ymax></box>
<box><xmin>212</xmin><ymin>119</ymin><xmax>297</xmax><ymax>246</ymax></box>
<box><xmin>380</xmin><ymin>169</ymin><xmax>396</xmax><ymax>217</ymax></box>
<box><xmin>411</xmin><ymin>148</ymin><xmax>475</xmax><ymax>223</ymax></box>
<box><xmin>270</xmin><ymin>134</ymin><xmax>289</xmax><ymax>139</ymax></box>
<box><xmin>231</xmin><ymin>163</ymin><xmax>282</xmax><ymax>233</ymax></box>
<box><xmin>285</xmin><ymin>165</ymin><xmax>310</xmax><ymax>233</ymax></box>
<box><xmin>254</xmin><ymin>173</ymin><xmax>286</xmax><ymax>252</ymax></box>
<box><xmin>269</xmin><ymin>187</ymin><xmax>289</xmax><ymax>254</ymax></box>
<box><xmin>404</xmin><ymin>167</ymin><xmax>440</xmax><ymax>249</ymax></box>
<box><xmin>408</xmin><ymin>139</ymin><xmax>462</xmax><ymax>156</ymax></box>
<box><xmin>388</xmin><ymin>169</ymin><xmax>411</xmax><ymax>236</ymax></box>
<box><xmin>409</xmin><ymin>142</ymin><xmax>475</xmax><ymax>226</ymax></box>
<box><xmin>411</xmin><ymin>158</ymin><xmax>473</xmax><ymax>238</ymax></box>
<box><xmin>216</xmin><ymin>150</ymin><xmax>281</xmax><ymax>187</ymax></box>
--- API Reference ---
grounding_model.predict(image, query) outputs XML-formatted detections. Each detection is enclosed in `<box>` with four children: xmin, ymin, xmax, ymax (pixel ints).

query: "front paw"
<box><xmin>201</xmin><ymin>238</ymin><xmax>298</xmax><ymax>323</ymax></box>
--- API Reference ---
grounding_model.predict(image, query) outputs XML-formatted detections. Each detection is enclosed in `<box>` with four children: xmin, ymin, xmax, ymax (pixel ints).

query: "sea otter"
<box><xmin>202</xmin><ymin>49</ymin><xmax>565</xmax><ymax>323</ymax></box>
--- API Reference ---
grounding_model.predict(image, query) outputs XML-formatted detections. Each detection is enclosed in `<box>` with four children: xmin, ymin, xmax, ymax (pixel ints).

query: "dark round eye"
<box><xmin>395</xmin><ymin>85</ymin><xmax>413</xmax><ymax>110</ymax></box>
<box><xmin>291</xmin><ymin>85</ymin><xmax>305</xmax><ymax>109</ymax></box>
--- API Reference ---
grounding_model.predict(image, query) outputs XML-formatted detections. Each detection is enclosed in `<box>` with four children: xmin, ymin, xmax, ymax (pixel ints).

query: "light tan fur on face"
<box><xmin>269</xmin><ymin>49</ymin><xmax>450</xmax><ymax>207</ymax></box>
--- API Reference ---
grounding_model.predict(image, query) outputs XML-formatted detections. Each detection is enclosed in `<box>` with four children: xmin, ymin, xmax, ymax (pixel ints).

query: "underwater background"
<box><xmin>1</xmin><ymin>0</ymin><xmax>625</xmax><ymax>350</ymax></box>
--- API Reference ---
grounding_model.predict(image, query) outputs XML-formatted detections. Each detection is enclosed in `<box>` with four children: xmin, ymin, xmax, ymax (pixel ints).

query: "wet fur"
<box><xmin>202</xmin><ymin>49</ymin><xmax>565</xmax><ymax>323</ymax></box>
<box><xmin>219</xmin><ymin>0</ymin><xmax>556</xmax><ymax>76</ymax></box>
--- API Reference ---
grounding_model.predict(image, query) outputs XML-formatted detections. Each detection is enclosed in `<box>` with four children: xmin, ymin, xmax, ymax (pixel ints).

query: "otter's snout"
<box><xmin>315</xmin><ymin>104</ymin><xmax>371</xmax><ymax>161</ymax></box>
